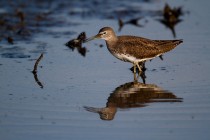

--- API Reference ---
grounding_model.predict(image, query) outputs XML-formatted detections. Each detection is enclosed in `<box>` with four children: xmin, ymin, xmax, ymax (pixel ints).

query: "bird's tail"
<box><xmin>157</xmin><ymin>39</ymin><xmax>183</xmax><ymax>53</ymax></box>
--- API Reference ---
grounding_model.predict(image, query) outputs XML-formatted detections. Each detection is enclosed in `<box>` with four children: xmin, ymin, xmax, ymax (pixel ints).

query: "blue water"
<box><xmin>0</xmin><ymin>0</ymin><xmax>210</xmax><ymax>140</ymax></box>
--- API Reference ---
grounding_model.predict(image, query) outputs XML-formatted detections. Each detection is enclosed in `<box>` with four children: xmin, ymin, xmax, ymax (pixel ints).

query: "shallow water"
<box><xmin>1</xmin><ymin>0</ymin><xmax>210</xmax><ymax>140</ymax></box>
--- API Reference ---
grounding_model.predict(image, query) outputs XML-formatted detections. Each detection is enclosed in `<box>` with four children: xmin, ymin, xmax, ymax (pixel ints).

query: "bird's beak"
<box><xmin>83</xmin><ymin>33</ymin><xmax>101</xmax><ymax>43</ymax></box>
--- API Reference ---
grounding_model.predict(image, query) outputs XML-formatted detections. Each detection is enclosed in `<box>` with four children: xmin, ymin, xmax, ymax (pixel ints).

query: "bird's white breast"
<box><xmin>113</xmin><ymin>53</ymin><xmax>158</xmax><ymax>63</ymax></box>
<box><xmin>114</xmin><ymin>53</ymin><xmax>137</xmax><ymax>62</ymax></box>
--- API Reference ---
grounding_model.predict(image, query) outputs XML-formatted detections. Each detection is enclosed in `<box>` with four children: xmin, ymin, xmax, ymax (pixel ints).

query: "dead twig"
<box><xmin>32</xmin><ymin>53</ymin><xmax>44</xmax><ymax>88</ymax></box>
<box><xmin>33</xmin><ymin>72</ymin><xmax>44</xmax><ymax>88</ymax></box>
<box><xmin>32</xmin><ymin>53</ymin><xmax>43</xmax><ymax>74</ymax></box>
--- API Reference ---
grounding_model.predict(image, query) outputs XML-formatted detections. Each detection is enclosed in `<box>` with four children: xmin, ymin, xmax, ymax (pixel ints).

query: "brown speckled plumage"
<box><xmin>101</xmin><ymin>27</ymin><xmax>182</xmax><ymax>62</ymax></box>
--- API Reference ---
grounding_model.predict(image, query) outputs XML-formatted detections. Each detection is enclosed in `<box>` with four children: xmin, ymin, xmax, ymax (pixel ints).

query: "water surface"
<box><xmin>0</xmin><ymin>0</ymin><xmax>210</xmax><ymax>140</ymax></box>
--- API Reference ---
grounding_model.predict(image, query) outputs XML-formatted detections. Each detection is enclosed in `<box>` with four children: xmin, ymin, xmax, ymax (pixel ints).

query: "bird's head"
<box><xmin>84</xmin><ymin>27</ymin><xmax>116</xmax><ymax>42</ymax></box>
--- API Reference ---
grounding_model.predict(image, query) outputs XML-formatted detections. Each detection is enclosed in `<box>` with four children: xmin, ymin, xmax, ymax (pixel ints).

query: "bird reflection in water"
<box><xmin>158</xmin><ymin>3</ymin><xmax>184</xmax><ymax>38</ymax></box>
<box><xmin>84</xmin><ymin>80</ymin><xmax>182</xmax><ymax>120</ymax></box>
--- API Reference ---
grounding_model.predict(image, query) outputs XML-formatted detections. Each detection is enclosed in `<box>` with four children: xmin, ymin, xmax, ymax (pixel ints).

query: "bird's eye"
<box><xmin>103</xmin><ymin>32</ymin><xmax>106</xmax><ymax>35</ymax></box>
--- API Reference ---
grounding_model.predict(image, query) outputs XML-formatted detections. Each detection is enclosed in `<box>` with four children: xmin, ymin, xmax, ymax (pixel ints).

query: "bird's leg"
<box><xmin>140</xmin><ymin>61</ymin><xmax>146</xmax><ymax>72</ymax></box>
<box><xmin>133</xmin><ymin>72</ymin><xmax>138</xmax><ymax>82</ymax></box>
<box><xmin>136</xmin><ymin>63</ymin><xmax>142</xmax><ymax>75</ymax></box>
<box><xmin>133</xmin><ymin>63</ymin><xmax>138</xmax><ymax>82</ymax></box>
<box><xmin>138</xmin><ymin>62</ymin><xmax>147</xmax><ymax>84</ymax></box>
<box><xmin>133</xmin><ymin>63</ymin><xmax>137</xmax><ymax>74</ymax></box>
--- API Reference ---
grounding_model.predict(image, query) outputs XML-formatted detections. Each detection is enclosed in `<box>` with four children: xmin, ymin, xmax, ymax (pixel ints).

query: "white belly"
<box><xmin>114</xmin><ymin>53</ymin><xmax>138</xmax><ymax>62</ymax></box>
<box><xmin>113</xmin><ymin>53</ymin><xmax>160</xmax><ymax>63</ymax></box>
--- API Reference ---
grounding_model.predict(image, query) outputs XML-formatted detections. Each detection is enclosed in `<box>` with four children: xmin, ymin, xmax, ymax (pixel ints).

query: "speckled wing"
<box><xmin>117</xmin><ymin>36</ymin><xmax>182</xmax><ymax>59</ymax></box>
<box><xmin>117</xmin><ymin>36</ymin><xmax>162</xmax><ymax>59</ymax></box>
